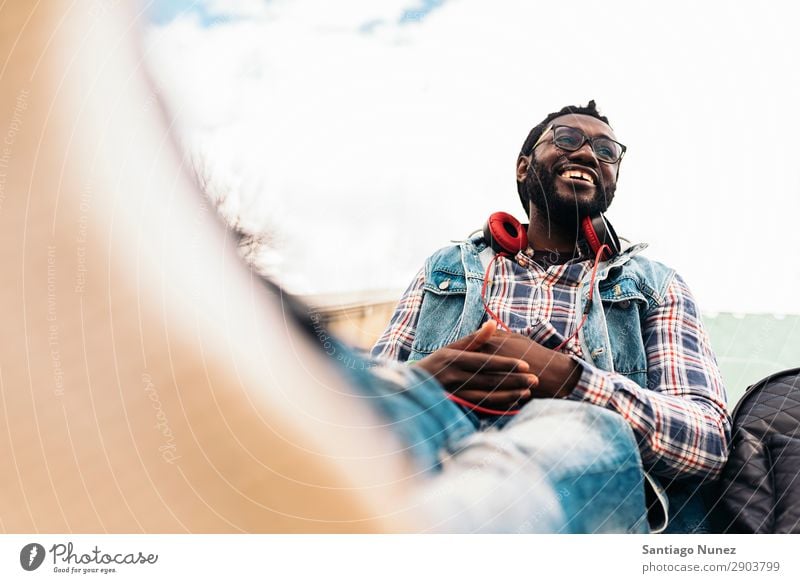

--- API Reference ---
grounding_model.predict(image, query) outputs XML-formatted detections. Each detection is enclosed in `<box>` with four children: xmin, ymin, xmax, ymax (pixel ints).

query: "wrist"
<box><xmin>540</xmin><ymin>352</ymin><xmax>582</xmax><ymax>398</ymax></box>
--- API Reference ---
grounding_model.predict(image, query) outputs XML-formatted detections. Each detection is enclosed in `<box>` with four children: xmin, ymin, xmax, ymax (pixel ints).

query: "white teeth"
<box><xmin>560</xmin><ymin>169</ymin><xmax>595</xmax><ymax>184</ymax></box>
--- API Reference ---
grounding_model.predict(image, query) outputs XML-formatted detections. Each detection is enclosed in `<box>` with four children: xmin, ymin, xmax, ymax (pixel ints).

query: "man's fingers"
<box><xmin>466</xmin><ymin>320</ymin><xmax>497</xmax><ymax>350</ymax></box>
<box><xmin>446</xmin><ymin>351</ymin><xmax>530</xmax><ymax>374</ymax></box>
<box><xmin>451</xmin><ymin>371</ymin><xmax>539</xmax><ymax>392</ymax></box>
<box><xmin>454</xmin><ymin>388</ymin><xmax>532</xmax><ymax>408</ymax></box>
<box><xmin>450</xmin><ymin>320</ymin><xmax>497</xmax><ymax>351</ymax></box>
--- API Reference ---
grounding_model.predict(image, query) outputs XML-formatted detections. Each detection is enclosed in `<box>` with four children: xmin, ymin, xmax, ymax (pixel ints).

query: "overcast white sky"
<box><xmin>143</xmin><ymin>0</ymin><xmax>800</xmax><ymax>314</ymax></box>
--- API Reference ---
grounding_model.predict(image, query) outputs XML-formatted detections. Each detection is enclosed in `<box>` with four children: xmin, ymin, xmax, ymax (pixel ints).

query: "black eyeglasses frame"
<box><xmin>532</xmin><ymin>124</ymin><xmax>627</xmax><ymax>164</ymax></box>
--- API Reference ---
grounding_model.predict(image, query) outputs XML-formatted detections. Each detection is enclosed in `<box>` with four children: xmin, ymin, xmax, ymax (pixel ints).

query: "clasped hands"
<box><xmin>414</xmin><ymin>320</ymin><xmax>582</xmax><ymax>410</ymax></box>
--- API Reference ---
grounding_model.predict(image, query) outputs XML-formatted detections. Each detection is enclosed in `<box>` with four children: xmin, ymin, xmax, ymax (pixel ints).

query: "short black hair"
<box><xmin>516</xmin><ymin>100</ymin><xmax>611</xmax><ymax>213</ymax></box>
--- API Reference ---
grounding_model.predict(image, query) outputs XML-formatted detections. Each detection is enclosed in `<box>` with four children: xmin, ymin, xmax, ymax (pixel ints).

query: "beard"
<box><xmin>522</xmin><ymin>157</ymin><xmax>616</xmax><ymax>227</ymax></box>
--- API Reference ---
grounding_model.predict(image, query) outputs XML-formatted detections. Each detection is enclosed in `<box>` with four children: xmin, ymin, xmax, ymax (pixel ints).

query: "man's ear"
<box><xmin>516</xmin><ymin>155</ymin><xmax>531</xmax><ymax>184</ymax></box>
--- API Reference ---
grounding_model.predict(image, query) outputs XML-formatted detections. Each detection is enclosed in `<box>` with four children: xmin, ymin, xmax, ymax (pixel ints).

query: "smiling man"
<box><xmin>372</xmin><ymin>101</ymin><xmax>731</xmax><ymax>533</ymax></box>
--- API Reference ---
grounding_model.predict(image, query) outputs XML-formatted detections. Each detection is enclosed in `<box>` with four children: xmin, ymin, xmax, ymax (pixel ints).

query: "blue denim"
<box><xmin>408</xmin><ymin>236</ymin><xmax>675</xmax><ymax>387</ymax></box>
<box><xmin>402</xmin><ymin>235</ymin><xmax>682</xmax><ymax>529</ymax></box>
<box><xmin>661</xmin><ymin>480</ymin><xmax>716</xmax><ymax>534</ymax></box>
<box><xmin>421</xmin><ymin>400</ymin><xmax>650</xmax><ymax>533</ymax></box>
<box><xmin>336</xmin><ymin>343</ymin><xmax>649</xmax><ymax>533</ymax></box>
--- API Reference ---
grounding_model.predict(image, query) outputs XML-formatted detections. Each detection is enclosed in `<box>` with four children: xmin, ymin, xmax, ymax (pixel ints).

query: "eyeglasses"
<box><xmin>533</xmin><ymin>125</ymin><xmax>627</xmax><ymax>164</ymax></box>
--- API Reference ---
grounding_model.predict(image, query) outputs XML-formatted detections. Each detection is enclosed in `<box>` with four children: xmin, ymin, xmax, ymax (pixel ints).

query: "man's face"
<box><xmin>517</xmin><ymin>113</ymin><xmax>620</xmax><ymax>226</ymax></box>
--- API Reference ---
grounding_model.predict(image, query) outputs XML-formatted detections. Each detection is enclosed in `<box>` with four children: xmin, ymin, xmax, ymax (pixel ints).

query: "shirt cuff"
<box><xmin>567</xmin><ymin>355</ymin><xmax>615</xmax><ymax>408</ymax></box>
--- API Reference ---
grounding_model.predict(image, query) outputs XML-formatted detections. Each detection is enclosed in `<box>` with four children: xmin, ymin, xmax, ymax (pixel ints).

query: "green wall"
<box><xmin>704</xmin><ymin>313</ymin><xmax>800</xmax><ymax>406</ymax></box>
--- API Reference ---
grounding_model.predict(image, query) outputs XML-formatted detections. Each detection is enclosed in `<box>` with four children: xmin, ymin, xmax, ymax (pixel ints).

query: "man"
<box><xmin>371</xmin><ymin>101</ymin><xmax>731</xmax><ymax>533</ymax></box>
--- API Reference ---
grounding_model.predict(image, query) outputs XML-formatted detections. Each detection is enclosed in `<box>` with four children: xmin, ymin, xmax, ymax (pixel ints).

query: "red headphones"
<box><xmin>482</xmin><ymin>211</ymin><xmax>620</xmax><ymax>261</ymax></box>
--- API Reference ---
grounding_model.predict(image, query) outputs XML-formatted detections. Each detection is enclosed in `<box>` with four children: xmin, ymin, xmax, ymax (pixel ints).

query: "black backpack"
<box><xmin>713</xmin><ymin>368</ymin><xmax>800</xmax><ymax>533</ymax></box>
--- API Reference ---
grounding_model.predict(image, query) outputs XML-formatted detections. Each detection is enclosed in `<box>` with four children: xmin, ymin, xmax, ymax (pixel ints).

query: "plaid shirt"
<box><xmin>372</xmin><ymin>251</ymin><xmax>731</xmax><ymax>481</ymax></box>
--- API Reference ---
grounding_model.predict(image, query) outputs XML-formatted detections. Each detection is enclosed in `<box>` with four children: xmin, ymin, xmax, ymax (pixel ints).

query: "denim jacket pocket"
<box><xmin>412</xmin><ymin>270</ymin><xmax>469</xmax><ymax>357</ymax></box>
<box><xmin>423</xmin><ymin>269</ymin><xmax>468</xmax><ymax>295</ymax></box>
<box><xmin>599</xmin><ymin>279</ymin><xmax>649</xmax><ymax>387</ymax></box>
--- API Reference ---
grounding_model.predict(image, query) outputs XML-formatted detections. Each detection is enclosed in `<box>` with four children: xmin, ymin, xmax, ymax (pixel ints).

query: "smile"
<box><xmin>558</xmin><ymin>168</ymin><xmax>596</xmax><ymax>185</ymax></box>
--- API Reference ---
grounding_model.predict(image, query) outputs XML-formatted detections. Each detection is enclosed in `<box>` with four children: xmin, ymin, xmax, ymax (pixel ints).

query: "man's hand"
<box><xmin>476</xmin><ymin>329</ymin><xmax>583</xmax><ymax>399</ymax></box>
<box><xmin>414</xmin><ymin>321</ymin><xmax>539</xmax><ymax>410</ymax></box>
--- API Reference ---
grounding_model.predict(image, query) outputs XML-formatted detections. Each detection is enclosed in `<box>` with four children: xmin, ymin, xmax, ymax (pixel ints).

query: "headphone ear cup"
<box><xmin>483</xmin><ymin>212</ymin><xmax>528</xmax><ymax>255</ymax></box>
<box><xmin>581</xmin><ymin>214</ymin><xmax>621</xmax><ymax>261</ymax></box>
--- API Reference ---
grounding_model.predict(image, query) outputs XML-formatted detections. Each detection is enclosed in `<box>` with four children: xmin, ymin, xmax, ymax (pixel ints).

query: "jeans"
<box><xmin>416</xmin><ymin>399</ymin><xmax>651</xmax><ymax>533</ymax></box>
<box><xmin>340</xmin><ymin>348</ymin><xmax>650</xmax><ymax>533</ymax></box>
<box><xmin>661</xmin><ymin>479</ymin><xmax>716</xmax><ymax>534</ymax></box>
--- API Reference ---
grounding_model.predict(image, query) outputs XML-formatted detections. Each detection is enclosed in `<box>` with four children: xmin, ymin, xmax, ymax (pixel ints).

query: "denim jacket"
<box><xmin>409</xmin><ymin>235</ymin><xmax>675</xmax><ymax>389</ymax></box>
<box><xmin>407</xmin><ymin>235</ymin><xmax>685</xmax><ymax>531</ymax></box>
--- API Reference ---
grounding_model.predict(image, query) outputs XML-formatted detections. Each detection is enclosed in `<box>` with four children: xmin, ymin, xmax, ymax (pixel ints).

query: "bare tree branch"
<box><xmin>188</xmin><ymin>153</ymin><xmax>281</xmax><ymax>277</ymax></box>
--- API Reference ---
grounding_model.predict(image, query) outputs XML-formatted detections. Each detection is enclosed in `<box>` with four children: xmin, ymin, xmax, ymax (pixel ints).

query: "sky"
<box><xmin>142</xmin><ymin>0</ymin><xmax>800</xmax><ymax>314</ymax></box>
